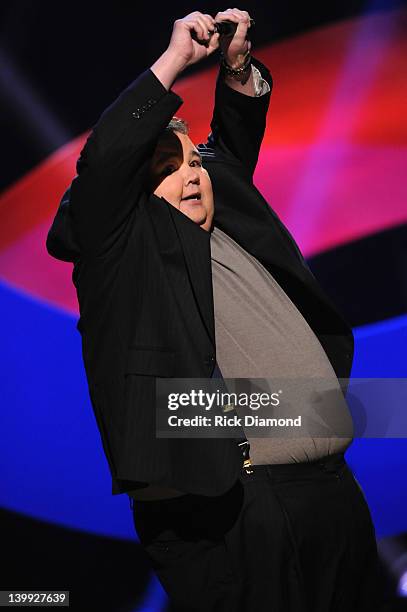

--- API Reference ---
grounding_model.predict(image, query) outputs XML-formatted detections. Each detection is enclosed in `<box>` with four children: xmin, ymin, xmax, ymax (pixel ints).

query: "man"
<box><xmin>46</xmin><ymin>8</ymin><xmax>383</xmax><ymax>611</ymax></box>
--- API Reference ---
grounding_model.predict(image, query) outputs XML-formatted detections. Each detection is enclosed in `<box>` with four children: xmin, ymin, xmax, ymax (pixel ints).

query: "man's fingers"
<box><xmin>207</xmin><ymin>31</ymin><xmax>220</xmax><ymax>53</ymax></box>
<box><xmin>198</xmin><ymin>15</ymin><xmax>213</xmax><ymax>40</ymax></box>
<box><xmin>234</xmin><ymin>8</ymin><xmax>251</xmax><ymax>23</ymax></box>
<box><xmin>215</xmin><ymin>11</ymin><xmax>240</xmax><ymax>24</ymax></box>
<box><xmin>229</xmin><ymin>8</ymin><xmax>251</xmax><ymax>28</ymax></box>
<box><xmin>203</xmin><ymin>13</ymin><xmax>216</xmax><ymax>32</ymax></box>
<box><xmin>194</xmin><ymin>17</ymin><xmax>207</xmax><ymax>40</ymax></box>
<box><xmin>185</xmin><ymin>17</ymin><xmax>207</xmax><ymax>41</ymax></box>
<box><xmin>214</xmin><ymin>9</ymin><xmax>251</xmax><ymax>38</ymax></box>
<box><xmin>235</xmin><ymin>20</ymin><xmax>249</xmax><ymax>41</ymax></box>
<box><xmin>215</xmin><ymin>8</ymin><xmax>251</xmax><ymax>22</ymax></box>
<box><xmin>191</xmin><ymin>14</ymin><xmax>216</xmax><ymax>41</ymax></box>
<box><xmin>219</xmin><ymin>11</ymin><xmax>248</xmax><ymax>42</ymax></box>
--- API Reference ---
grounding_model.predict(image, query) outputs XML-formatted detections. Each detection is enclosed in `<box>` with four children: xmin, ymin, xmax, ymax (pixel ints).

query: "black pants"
<box><xmin>131</xmin><ymin>453</ymin><xmax>384</xmax><ymax>611</ymax></box>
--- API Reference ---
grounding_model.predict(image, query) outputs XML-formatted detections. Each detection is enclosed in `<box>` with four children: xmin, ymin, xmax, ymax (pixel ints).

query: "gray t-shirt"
<box><xmin>210</xmin><ymin>225</ymin><xmax>353</xmax><ymax>464</ymax></box>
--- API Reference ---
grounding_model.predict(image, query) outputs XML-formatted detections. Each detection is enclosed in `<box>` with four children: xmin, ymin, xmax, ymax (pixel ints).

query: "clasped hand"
<box><xmin>167</xmin><ymin>8</ymin><xmax>252</xmax><ymax>69</ymax></box>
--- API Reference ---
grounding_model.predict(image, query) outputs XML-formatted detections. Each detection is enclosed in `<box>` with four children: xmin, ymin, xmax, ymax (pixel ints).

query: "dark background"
<box><xmin>1</xmin><ymin>0</ymin><xmax>405</xmax><ymax>194</ymax></box>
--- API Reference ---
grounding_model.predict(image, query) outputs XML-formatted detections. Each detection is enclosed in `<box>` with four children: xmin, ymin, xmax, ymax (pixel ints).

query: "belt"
<box><xmin>238</xmin><ymin>439</ymin><xmax>254</xmax><ymax>474</ymax></box>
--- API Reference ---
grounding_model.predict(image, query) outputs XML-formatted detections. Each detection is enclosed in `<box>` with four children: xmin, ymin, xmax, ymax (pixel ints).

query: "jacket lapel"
<box><xmin>147</xmin><ymin>194</ymin><xmax>215</xmax><ymax>348</ymax></box>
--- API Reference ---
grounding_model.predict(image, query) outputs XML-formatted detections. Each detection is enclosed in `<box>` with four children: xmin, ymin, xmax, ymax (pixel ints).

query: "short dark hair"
<box><xmin>166</xmin><ymin>115</ymin><xmax>189</xmax><ymax>135</ymax></box>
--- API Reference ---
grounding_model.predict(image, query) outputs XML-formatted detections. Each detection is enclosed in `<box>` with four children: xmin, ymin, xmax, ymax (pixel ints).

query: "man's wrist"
<box><xmin>221</xmin><ymin>50</ymin><xmax>251</xmax><ymax>70</ymax></box>
<box><xmin>163</xmin><ymin>48</ymin><xmax>189</xmax><ymax>73</ymax></box>
<box><xmin>220</xmin><ymin>51</ymin><xmax>252</xmax><ymax>85</ymax></box>
<box><xmin>150</xmin><ymin>49</ymin><xmax>188</xmax><ymax>92</ymax></box>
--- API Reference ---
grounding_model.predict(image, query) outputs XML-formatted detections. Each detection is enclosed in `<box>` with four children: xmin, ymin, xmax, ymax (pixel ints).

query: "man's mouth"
<box><xmin>181</xmin><ymin>193</ymin><xmax>201</xmax><ymax>202</ymax></box>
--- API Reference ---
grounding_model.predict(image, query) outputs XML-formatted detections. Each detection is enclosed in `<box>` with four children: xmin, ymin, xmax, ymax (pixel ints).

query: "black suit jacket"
<box><xmin>46</xmin><ymin>56</ymin><xmax>354</xmax><ymax>497</ymax></box>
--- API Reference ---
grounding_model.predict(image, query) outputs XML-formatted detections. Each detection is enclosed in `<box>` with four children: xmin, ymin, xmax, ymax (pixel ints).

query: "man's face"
<box><xmin>149</xmin><ymin>130</ymin><xmax>214</xmax><ymax>232</ymax></box>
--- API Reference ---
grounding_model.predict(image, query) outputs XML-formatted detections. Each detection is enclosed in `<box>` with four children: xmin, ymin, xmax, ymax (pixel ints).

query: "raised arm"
<box><xmin>207</xmin><ymin>9</ymin><xmax>273</xmax><ymax>178</ymax></box>
<box><xmin>63</xmin><ymin>64</ymin><xmax>183</xmax><ymax>259</ymax></box>
<box><xmin>47</xmin><ymin>12</ymin><xmax>221</xmax><ymax>260</ymax></box>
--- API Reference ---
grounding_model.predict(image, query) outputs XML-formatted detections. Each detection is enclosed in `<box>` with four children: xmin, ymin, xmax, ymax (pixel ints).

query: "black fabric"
<box><xmin>131</xmin><ymin>454</ymin><xmax>384</xmax><ymax>612</ymax></box>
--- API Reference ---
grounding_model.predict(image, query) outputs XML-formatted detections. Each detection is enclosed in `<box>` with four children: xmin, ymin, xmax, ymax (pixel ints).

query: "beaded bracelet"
<box><xmin>220</xmin><ymin>51</ymin><xmax>252</xmax><ymax>79</ymax></box>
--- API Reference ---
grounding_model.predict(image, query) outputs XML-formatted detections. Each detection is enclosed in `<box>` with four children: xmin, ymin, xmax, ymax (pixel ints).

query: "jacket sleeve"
<box><xmin>208</xmin><ymin>55</ymin><xmax>273</xmax><ymax>179</ymax></box>
<box><xmin>46</xmin><ymin>186</ymin><xmax>81</xmax><ymax>263</ymax></box>
<box><xmin>52</xmin><ymin>68</ymin><xmax>183</xmax><ymax>259</ymax></box>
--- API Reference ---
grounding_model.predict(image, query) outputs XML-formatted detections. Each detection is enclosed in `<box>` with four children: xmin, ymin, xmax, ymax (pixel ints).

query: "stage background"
<box><xmin>1</xmin><ymin>1</ymin><xmax>406</xmax><ymax>609</ymax></box>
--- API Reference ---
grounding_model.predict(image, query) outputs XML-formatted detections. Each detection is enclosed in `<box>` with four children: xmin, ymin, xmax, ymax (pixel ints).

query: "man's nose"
<box><xmin>184</xmin><ymin>167</ymin><xmax>200</xmax><ymax>184</ymax></box>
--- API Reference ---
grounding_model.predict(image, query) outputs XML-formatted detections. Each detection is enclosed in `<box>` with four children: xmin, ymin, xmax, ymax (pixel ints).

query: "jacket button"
<box><xmin>204</xmin><ymin>355</ymin><xmax>215</xmax><ymax>366</ymax></box>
